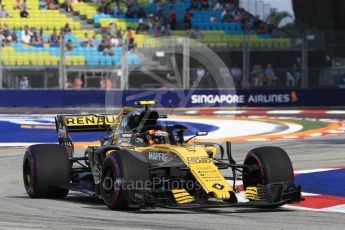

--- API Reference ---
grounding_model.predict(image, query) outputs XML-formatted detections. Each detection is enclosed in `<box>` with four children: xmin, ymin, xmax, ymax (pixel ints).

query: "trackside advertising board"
<box><xmin>0</xmin><ymin>89</ymin><xmax>345</xmax><ymax>107</ymax></box>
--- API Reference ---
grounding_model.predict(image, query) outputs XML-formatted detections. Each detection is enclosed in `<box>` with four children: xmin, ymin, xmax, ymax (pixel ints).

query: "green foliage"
<box><xmin>266</xmin><ymin>9</ymin><xmax>292</xmax><ymax>28</ymax></box>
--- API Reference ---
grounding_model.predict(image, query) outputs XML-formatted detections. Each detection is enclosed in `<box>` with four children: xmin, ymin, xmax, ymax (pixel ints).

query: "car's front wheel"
<box><xmin>100</xmin><ymin>150</ymin><xmax>150</xmax><ymax>210</ymax></box>
<box><xmin>242</xmin><ymin>146</ymin><xmax>294</xmax><ymax>188</ymax></box>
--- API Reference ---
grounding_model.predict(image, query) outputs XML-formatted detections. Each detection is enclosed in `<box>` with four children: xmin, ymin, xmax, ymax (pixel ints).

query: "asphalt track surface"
<box><xmin>1</xmin><ymin>135</ymin><xmax>345</xmax><ymax>230</ymax></box>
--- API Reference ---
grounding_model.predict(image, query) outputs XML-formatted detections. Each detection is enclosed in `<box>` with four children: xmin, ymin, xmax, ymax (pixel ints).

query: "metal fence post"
<box><xmin>242</xmin><ymin>34</ymin><xmax>250</xmax><ymax>88</ymax></box>
<box><xmin>301</xmin><ymin>36</ymin><xmax>309</xmax><ymax>88</ymax></box>
<box><xmin>182</xmin><ymin>38</ymin><xmax>190</xmax><ymax>89</ymax></box>
<box><xmin>121</xmin><ymin>39</ymin><xmax>129</xmax><ymax>90</ymax></box>
<box><xmin>59</xmin><ymin>31</ymin><xmax>65</xmax><ymax>89</ymax></box>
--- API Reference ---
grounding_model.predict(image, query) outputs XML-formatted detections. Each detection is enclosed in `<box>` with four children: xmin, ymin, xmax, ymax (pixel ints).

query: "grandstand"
<box><xmin>0</xmin><ymin>0</ymin><xmax>291</xmax><ymax>68</ymax></box>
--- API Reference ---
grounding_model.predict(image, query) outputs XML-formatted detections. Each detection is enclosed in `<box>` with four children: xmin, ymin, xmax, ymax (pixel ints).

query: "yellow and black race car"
<box><xmin>23</xmin><ymin>101</ymin><xmax>301</xmax><ymax>210</ymax></box>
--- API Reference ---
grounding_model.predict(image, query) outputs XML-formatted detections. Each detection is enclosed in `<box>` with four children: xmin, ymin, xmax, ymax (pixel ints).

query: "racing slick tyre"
<box><xmin>101</xmin><ymin>150</ymin><xmax>150</xmax><ymax>210</ymax></box>
<box><xmin>242</xmin><ymin>146</ymin><xmax>294</xmax><ymax>188</ymax></box>
<box><xmin>23</xmin><ymin>144</ymin><xmax>70</xmax><ymax>198</ymax></box>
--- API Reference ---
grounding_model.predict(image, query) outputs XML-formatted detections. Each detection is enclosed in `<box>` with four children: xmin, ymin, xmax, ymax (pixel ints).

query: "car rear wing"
<box><xmin>55</xmin><ymin>107</ymin><xmax>136</xmax><ymax>133</ymax></box>
<box><xmin>55</xmin><ymin>114</ymin><xmax>118</xmax><ymax>132</ymax></box>
<box><xmin>55</xmin><ymin>108</ymin><xmax>136</xmax><ymax>157</ymax></box>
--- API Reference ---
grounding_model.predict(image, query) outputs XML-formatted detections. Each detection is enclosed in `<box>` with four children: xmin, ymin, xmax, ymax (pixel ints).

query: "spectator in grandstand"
<box><xmin>196</xmin><ymin>66</ymin><xmax>205</xmax><ymax>79</ymax></box>
<box><xmin>168</xmin><ymin>7</ymin><xmax>176</xmax><ymax>30</ymax></box>
<box><xmin>183</xmin><ymin>10</ymin><xmax>192</xmax><ymax>30</ymax></box>
<box><xmin>98</xmin><ymin>39</ymin><xmax>113</xmax><ymax>56</ymax></box>
<box><xmin>136</xmin><ymin>20</ymin><xmax>147</xmax><ymax>34</ymax></box>
<box><xmin>81</xmin><ymin>33</ymin><xmax>90</xmax><ymax>47</ymax></box>
<box><xmin>190</xmin><ymin>1</ymin><xmax>199</xmax><ymax>10</ymax></box>
<box><xmin>29</xmin><ymin>27</ymin><xmax>36</xmax><ymax>35</ymax></box>
<box><xmin>230</xmin><ymin>64</ymin><xmax>242</xmax><ymax>87</ymax></box>
<box><xmin>65</xmin><ymin>0</ymin><xmax>73</xmax><ymax>12</ymax></box>
<box><xmin>164</xmin><ymin>24</ymin><xmax>171</xmax><ymax>36</ymax></box>
<box><xmin>20</xmin><ymin>6</ymin><xmax>29</xmax><ymax>18</ymax></box>
<box><xmin>49</xmin><ymin>29</ymin><xmax>59</xmax><ymax>45</ymax></box>
<box><xmin>249</xmin><ymin>64</ymin><xmax>264</xmax><ymax>87</ymax></box>
<box><xmin>73</xmin><ymin>76</ymin><xmax>83</xmax><ymax>90</ymax></box>
<box><xmin>196</xmin><ymin>66</ymin><xmax>211</xmax><ymax>87</ymax></box>
<box><xmin>231</xmin><ymin>7</ymin><xmax>243</xmax><ymax>22</ymax></box>
<box><xmin>125</xmin><ymin>6</ymin><xmax>135</xmax><ymax>18</ymax></box>
<box><xmin>113</xmin><ymin>2</ymin><xmax>122</xmax><ymax>15</ymax></box>
<box><xmin>47</xmin><ymin>0</ymin><xmax>58</xmax><ymax>10</ymax></box>
<box><xmin>242</xmin><ymin>15</ymin><xmax>255</xmax><ymax>34</ymax></box>
<box><xmin>292</xmin><ymin>63</ymin><xmax>301</xmax><ymax>85</ymax></box>
<box><xmin>11</xmin><ymin>28</ymin><xmax>18</xmax><ymax>42</ymax></box>
<box><xmin>153</xmin><ymin>26</ymin><xmax>161</xmax><ymax>37</ymax></box>
<box><xmin>1</xmin><ymin>30</ymin><xmax>13</xmax><ymax>46</ymax></box>
<box><xmin>13</xmin><ymin>0</ymin><xmax>22</xmax><ymax>10</ymax></box>
<box><xmin>19</xmin><ymin>76</ymin><xmax>30</xmax><ymax>89</ymax></box>
<box><xmin>294</xmin><ymin>56</ymin><xmax>302</xmax><ymax>70</ymax></box>
<box><xmin>21</xmin><ymin>0</ymin><xmax>28</xmax><ymax>10</ymax></box>
<box><xmin>65</xmin><ymin>39</ymin><xmax>74</xmax><ymax>51</ymax></box>
<box><xmin>1</xmin><ymin>23</ymin><xmax>10</xmax><ymax>35</ymax></box>
<box><xmin>286</xmin><ymin>71</ymin><xmax>294</xmax><ymax>87</ymax></box>
<box><xmin>39</xmin><ymin>0</ymin><xmax>47</xmax><ymax>10</ymax></box>
<box><xmin>0</xmin><ymin>5</ymin><xmax>9</xmax><ymax>18</ymax></box>
<box><xmin>100</xmin><ymin>76</ymin><xmax>112</xmax><ymax>89</ymax></box>
<box><xmin>189</xmin><ymin>27</ymin><xmax>203</xmax><ymax>39</ymax></box>
<box><xmin>252</xmin><ymin>15</ymin><xmax>264</xmax><ymax>32</ymax></box>
<box><xmin>159</xmin><ymin>24</ymin><xmax>170</xmax><ymax>36</ymax></box>
<box><xmin>213</xmin><ymin>1</ymin><xmax>223</xmax><ymax>11</ymax></box>
<box><xmin>127</xmin><ymin>27</ymin><xmax>134</xmax><ymax>50</ymax></box>
<box><xmin>137</xmin><ymin>7</ymin><xmax>146</xmax><ymax>19</ymax></box>
<box><xmin>63</xmin><ymin>23</ymin><xmax>72</xmax><ymax>34</ymax></box>
<box><xmin>30</xmin><ymin>31</ymin><xmax>43</xmax><ymax>46</ymax></box>
<box><xmin>110</xmin><ymin>35</ymin><xmax>120</xmax><ymax>47</ymax></box>
<box><xmin>21</xmin><ymin>26</ymin><xmax>32</xmax><ymax>44</ymax></box>
<box><xmin>221</xmin><ymin>9</ymin><xmax>232</xmax><ymax>22</ymax></box>
<box><xmin>97</xmin><ymin>2</ymin><xmax>106</xmax><ymax>14</ymax></box>
<box><xmin>153</xmin><ymin>9</ymin><xmax>164</xmax><ymax>24</ymax></box>
<box><xmin>105</xmin><ymin>2</ymin><xmax>113</xmax><ymax>14</ymax></box>
<box><xmin>264</xmin><ymin>63</ymin><xmax>278</xmax><ymax>86</ymax></box>
<box><xmin>210</xmin><ymin>13</ymin><xmax>216</xmax><ymax>22</ymax></box>
<box><xmin>201</xmin><ymin>0</ymin><xmax>210</xmax><ymax>10</ymax></box>
<box><xmin>89</xmin><ymin>34</ymin><xmax>98</xmax><ymax>48</ymax></box>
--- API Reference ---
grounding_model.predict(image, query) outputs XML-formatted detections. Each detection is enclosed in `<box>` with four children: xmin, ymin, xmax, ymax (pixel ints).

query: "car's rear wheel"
<box><xmin>101</xmin><ymin>150</ymin><xmax>150</xmax><ymax>210</ymax></box>
<box><xmin>23</xmin><ymin>144</ymin><xmax>70</xmax><ymax>198</ymax></box>
<box><xmin>242</xmin><ymin>146</ymin><xmax>294</xmax><ymax>188</ymax></box>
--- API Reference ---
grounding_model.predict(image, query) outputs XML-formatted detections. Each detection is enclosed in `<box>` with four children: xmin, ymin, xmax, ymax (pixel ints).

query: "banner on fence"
<box><xmin>0</xmin><ymin>89</ymin><xmax>344</xmax><ymax>108</ymax></box>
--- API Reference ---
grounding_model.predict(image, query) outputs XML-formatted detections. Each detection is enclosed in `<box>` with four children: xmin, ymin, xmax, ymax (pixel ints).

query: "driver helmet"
<box><xmin>146</xmin><ymin>129</ymin><xmax>169</xmax><ymax>145</ymax></box>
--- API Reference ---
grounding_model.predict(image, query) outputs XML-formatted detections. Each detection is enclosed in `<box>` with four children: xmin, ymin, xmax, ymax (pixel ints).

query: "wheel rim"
<box><xmin>102</xmin><ymin>167</ymin><xmax>116</xmax><ymax>200</ymax></box>
<box><xmin>243</xmin><ymin>156</ymin><xmax>265</xmax><ymax>188</ymax></box>
<box><xmin>23</xmin><ymin>155</ymin><xmax>34</xmax><ymax>193</ymax></box>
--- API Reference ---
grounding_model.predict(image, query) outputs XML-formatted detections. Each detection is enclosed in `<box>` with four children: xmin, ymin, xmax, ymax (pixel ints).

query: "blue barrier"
<box><xmin>1</xmin><ymin>89</ymin><xmax>345</xmax><ymax>108</ymax></box>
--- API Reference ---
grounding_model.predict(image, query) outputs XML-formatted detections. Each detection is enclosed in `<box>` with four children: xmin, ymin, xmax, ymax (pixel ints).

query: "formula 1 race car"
<box><xmin>23</xmin><ymin>101</ymin><xmax>301</xmax><ymax>210</ymax></box>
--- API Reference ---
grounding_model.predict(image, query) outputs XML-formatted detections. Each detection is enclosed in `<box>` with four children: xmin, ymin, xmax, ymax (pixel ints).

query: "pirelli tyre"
<box><xmin>242</xmin><ymin>146</ymin><xmax>294</xmax><ymax>188</ymax></box>
<box><xmin>101</xmin><ymin>150</ymin><xmax>150</xmax><ymax>210</ymax></box>
<box><xmin>23</xmin><ymin>144</ymin><xmax>70</xmax><ymax>198</ymax></box>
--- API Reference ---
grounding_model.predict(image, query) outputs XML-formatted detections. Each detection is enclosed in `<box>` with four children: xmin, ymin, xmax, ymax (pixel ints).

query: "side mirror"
<box><xmin>196</xmin><ymin>131</ymin><xmax>208</xmax><ymax>136</ymax></box>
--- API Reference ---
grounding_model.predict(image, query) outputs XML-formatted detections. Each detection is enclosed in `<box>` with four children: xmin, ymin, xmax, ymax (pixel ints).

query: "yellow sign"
<box><xmin>63</xmin><ymin>115</ymin><xmax>117</xmax><ymax>126</ymax></box>
<box><xmin>135</xmin><ymin>101</ymin><xmax>157</xmax><ymax>105</ymax></box>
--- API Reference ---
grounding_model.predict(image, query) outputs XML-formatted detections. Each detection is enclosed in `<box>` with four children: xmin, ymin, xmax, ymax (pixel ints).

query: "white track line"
<box><xmin>213</xmin><ymin>110</ymin><xmax>246</xmax><ymax>115</ymax></box>
<box><xmin>326</xmin><ymin>111</ymin><xmax>345</xmax><ymax>114</ymax></box>
<box><xmin>267</xmin><ymin>110</ymin><xmax>302</xmax><ymax>114</ymax></box>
